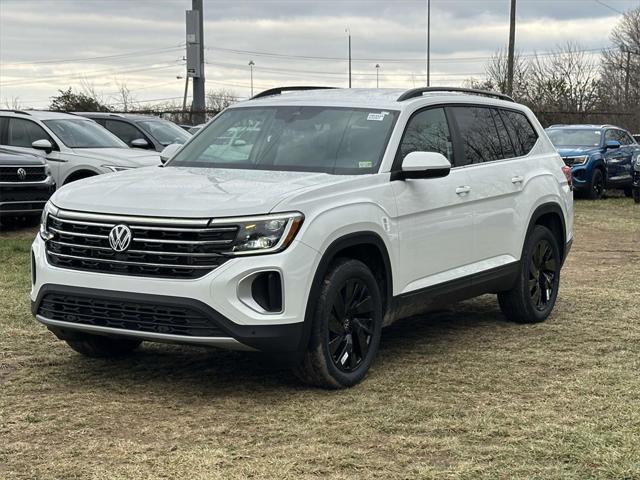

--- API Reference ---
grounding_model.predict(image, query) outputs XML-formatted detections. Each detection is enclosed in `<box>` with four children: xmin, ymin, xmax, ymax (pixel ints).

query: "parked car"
<box><xmin>633</xmin><ymin>153</ymin><xmax>640</xmax><ymax>203</ymax></box>
<box><xmin>546</xmin><ymin>124</ymin><xmax>638</xmax><ymax>199</ymax></box>
<box><xmin>77</xmin><ymin>113</ymin><xmax>191</xmax><ymax>152</ymax></box>
<box><xmin>189</xmin><ymin>124</ymin><xmax>206</xmax><ymax>135</ymax></box>
<box><xmin>633</xmin><ymin>134</ymin><xmax>640</xmax><ymax>143</ymax></box>
<box><xmin>0</xmin><ymin>110</ymin><xmax>161</xmax><ymax>186</ymax></box>
<box><xmin>31</xmin><ymin>86</ymin><xmax>573</xmax><ymax>388</ymax></box>
<box><xmin>0</xmin><ymin>148</ymin><xmax>55</xmax><ymax>225</ymax></box>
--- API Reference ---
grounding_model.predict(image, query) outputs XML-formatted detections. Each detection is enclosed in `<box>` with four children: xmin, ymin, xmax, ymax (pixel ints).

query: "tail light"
<box><xmin>561</xmin><ymin>166</ymin><xmax>573</xmax><ymax>191</ymax></box>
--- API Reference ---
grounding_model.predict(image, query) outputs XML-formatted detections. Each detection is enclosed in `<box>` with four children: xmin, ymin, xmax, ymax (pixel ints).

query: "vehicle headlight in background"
<box><xmin>633</xmin><ymin>153</ymin><xmax>640</xmax><ymax>168</ymax></box>
<box><xmin>211</xmin><ymin>212</ymin><xmax>304</xmax><ymax>255</ymax></box>
<box><xmin>39</xmin><ymin>202</ymin><xmax>58</xmax><ymax>241</ymax></box>
<box><xmin>565</xmin><ymin>155</ymin><xmax>589</xmax><ymax>166</ymax></box>
<box><xmin>102</xmin><ymin>165</ymin><xmax>135</xmax><ymax>172</ymax></box>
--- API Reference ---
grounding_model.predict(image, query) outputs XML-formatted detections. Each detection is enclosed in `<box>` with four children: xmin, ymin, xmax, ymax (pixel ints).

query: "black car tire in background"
<box><xmin>633</xmin><ymin>189</ymin><xmax>640</xmax><ymax>204</ymax></box>
<box><xmin>588</xmin><ymin>169</ymin><xmax>605</xmax><ymax>200</ymax></box>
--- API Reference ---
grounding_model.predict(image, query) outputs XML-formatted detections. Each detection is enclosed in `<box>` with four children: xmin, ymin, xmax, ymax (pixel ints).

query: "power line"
<box><xmin>593</xmin><ymin>0</ymin><xmax>626</xmax><ymax>15</ymax></box>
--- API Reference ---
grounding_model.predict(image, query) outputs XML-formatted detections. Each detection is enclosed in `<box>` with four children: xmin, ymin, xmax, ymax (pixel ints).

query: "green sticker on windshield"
<box><xmin>359</xmin><ymin>161</ymin><xmax>373</xmax><ymax>168</ymax></box>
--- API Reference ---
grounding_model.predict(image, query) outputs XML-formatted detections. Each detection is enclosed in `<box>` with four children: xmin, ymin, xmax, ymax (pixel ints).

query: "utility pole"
<box><xmin>180</xmin><ymin>76</ymin><xmax>189</xmax><ymax>112</ymax></box>
<box><xmin>375</xmin><ymin>64</ymin><xmax>380</xmax><ymax>88</ymax></box>
<box><xmin>624</xmin><ymin>46</ymin><xmax>631</xmax><ymax>100</ymax></box>
<box><xmin>506</xmin><ymin>0</ymin><xmax>516</xmax><ymax>96</ymax></box>
<box><xmin>186</xmin><ymin>0</ymin><xmax>205</xmax><ymax>124</ymax></box>
<box><xmin>426</xmin><ymin>0</ymin><xmax>431</xmax><ymax>86</ymax></box>
<box><xmin>346</xmin><ymin>28</ymin><xmax>352</xmax><ymax>88</ymax></box>
<box><xmin>248</xmin><ymin>60</ymin><xmax>255</xmax><ymax>97</ymax></box>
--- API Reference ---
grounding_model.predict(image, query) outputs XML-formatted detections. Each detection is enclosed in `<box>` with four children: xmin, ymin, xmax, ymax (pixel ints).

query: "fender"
<box><xmin>296</xmin><ymin>232</ymin><xmax>393</xmax><ymax>355</ymax></box>
<box><xmin>524</xmin><ymin>202</ymin><xmax>567</xmax><ymax>259</ymax></box>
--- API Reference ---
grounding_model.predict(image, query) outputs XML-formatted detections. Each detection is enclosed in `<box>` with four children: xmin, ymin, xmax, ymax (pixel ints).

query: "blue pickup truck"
<box><xmin>545</xmin><ymin>124</ymin><xmax>639</xmax><ymax>200</ymax></box>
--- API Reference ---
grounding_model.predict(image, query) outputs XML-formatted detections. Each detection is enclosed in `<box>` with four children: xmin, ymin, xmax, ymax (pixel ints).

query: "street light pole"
<box><xmin>375</xmin><ymin>64</ymin><xmax>380</xmax><ymax>88</ymax></box>
<box><xmin>346</xmin><ymin>28</ymin><xmax>352</xmax><ymax>88</ymax></box>
<box><xmin>248</xmin><ymin>60</ymin><xmax>255</xmax><ymax>97</ymax></box>
<box><xmin>426</xmin><ymin>0</ymin><xmax>431</xmax><ymax>86</ymax></box>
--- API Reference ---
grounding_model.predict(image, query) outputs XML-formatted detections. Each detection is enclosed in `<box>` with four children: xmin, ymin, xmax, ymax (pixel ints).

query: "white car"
<box><xmin>31</xmin><ymin>87</ymin><xmax>573</xmax><ymax>388</ymax></box>
<box><xmin>0</xmin><ymin>110</ymin><xmax>161</xmax><ymax>186</ymax></box>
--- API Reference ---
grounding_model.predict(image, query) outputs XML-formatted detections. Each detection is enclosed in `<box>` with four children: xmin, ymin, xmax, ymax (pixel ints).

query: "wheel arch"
<box><xmin>525</xmin><ymin>202</ymin><xmax>567</xmax><ymax>261</ymax></box>
<box><xmin>63</xmin><ymin>169</ymin><xmax>99</xmax><ymax>185</ymax></box>
<box><xmin>297</xmin><ymin>232</ymin><xmax>393</xmax><ymax>354</ymax></box>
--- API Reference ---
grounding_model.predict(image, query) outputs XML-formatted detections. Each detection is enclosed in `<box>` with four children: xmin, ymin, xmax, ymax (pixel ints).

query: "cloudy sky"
<box><xmin>1</xmin><ymin>0</ymin><xmax>639</xmax><ymax>109</ymax></box>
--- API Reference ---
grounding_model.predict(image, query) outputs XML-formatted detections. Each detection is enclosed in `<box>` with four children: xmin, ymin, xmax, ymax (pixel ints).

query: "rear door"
<box><xmin>449</xmin><ymin>105</ymin><xmax>539</xmax><ymax>269</ymax></box>
<box><xmin>391</xmin><ymin>107</ymin><xmax>475</xmax><ymax>294</ymax></box>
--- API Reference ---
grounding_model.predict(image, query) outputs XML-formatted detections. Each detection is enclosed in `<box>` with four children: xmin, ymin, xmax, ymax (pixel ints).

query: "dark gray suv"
<box><xmin>77</xmin><ymin>113</ymin><xmax>190</xmax><ymax>152</ymax></box>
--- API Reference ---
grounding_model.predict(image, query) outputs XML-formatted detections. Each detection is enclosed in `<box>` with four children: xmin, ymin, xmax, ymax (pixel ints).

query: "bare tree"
<box><xmin>114</xmin><ymin>81</ymin><xmax>136</xmax><ymax>112</ymax></box>
<box><xmin>465</xmin><ymin>49</ymin><xmax>529</xmax><ymax>100</ymax></box>
<box><xmin>3</xmin><ymin>97</ymin><xmax>22</xmax><ymax>110</ymax></box>
<box><xmin>206</xmin><ymin>89</ymin><xmax>238</xmax><ymax>113</ymax></box>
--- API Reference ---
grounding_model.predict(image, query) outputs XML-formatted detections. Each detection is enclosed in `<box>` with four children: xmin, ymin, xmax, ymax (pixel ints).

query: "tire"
<box><xmin>65</xmin><ymin>333</ymin><xmax>142</xmax><ymax>358</ymax></box>
<box><xmin>634</xmin><ymin>188</ymin><xmax>640</xmax><ymax>204</ymax></box>
<box><xmin>623</xmin><ymin>187</ymin><xmax>633</xmax><ymax>198</ymax></box>
<box><xmin>498</xmin><ymin>225</ymin><xmax>561</xmax><ymax>324</ymax></box>
<box><xmin>588</xmin><ymin>169</ymin><xmax>604</xmax><ymax>200</ymax></box>
<box><xmin>293</xmin><ymin>258</ymin><xmax>383</xmax><ymax>389</ymax></box>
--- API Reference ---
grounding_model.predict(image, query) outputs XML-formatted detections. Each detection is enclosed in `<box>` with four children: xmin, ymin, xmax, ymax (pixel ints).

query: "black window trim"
<box><xmin>391</xmin><ymin>103</ymin><xmax>540</xmax><ymax>175</ymax></box>
<box><xmin>105</xmin><ymin>118</ymin><xmax>153</xmax><ymax>147</ymax></box>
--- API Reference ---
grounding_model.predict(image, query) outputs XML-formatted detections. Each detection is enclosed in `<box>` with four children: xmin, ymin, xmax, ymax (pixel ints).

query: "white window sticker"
<box><xmin>367</xmin><ymin>112</ymin><xmax>389</xmax><ymax>121</ymax></box>
<box><xmin>358</xmin><ymin>161</ymin><xmax>373</xmax><ymax>168</ymax></box>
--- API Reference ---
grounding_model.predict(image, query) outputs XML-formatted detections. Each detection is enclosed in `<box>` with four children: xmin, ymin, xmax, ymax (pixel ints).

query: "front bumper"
<box><xmin>31</xmin><ymin>234</ymin><xmax>320</xmax><ymax>352</ymax></box>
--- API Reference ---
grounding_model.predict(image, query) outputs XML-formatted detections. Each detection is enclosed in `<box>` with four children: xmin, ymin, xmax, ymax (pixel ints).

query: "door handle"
<box><xmin>511</xmin><ymin>176</ymin><xmax>524</xmax><ymax>184</ymax></box>
<box><xmin>456</xmin><ymin>186</ymin><xmax>471</xmax><ymax>195</ymax></box>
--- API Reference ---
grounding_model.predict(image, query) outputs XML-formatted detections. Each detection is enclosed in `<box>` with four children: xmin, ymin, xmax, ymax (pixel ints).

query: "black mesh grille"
<box><xmin>0</xmin><ymin>185</ymin><xmax>54</xmax><ymax>203</ymax></box>
<box><xmin>46</xmin><ymin>213</ymin><xmax>238</xmax><ymax>279</ymax></box>
<box><xmin>38</xmin><ymin>293</ymin><xmax>226</xmax><ymax>337</ymax></box>
<box><xmin>0</xmin><ymin>166</ymin><xmax>46</xmax><ymax>182</ymax></box>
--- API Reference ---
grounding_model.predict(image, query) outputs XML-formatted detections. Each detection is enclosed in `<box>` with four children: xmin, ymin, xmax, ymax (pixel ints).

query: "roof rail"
<box><xmin>397</xmin><ymin>87</ymin><xmax>515</xmax><ymax>103</ymax></box>
<box><xmin>0</xmin><ymin>109</ymin><xmax>31</xmax><ymax>115</ymax></box>
<box><xmin>251</xmin><ymin>86</ymin><xmax>337</xmax><ymax>100</ymax></box>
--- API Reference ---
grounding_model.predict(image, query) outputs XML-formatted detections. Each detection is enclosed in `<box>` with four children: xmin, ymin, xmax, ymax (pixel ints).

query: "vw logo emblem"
<box><xmin>16</xmin><ymin>168</ymin><xmax>27</xmax><ymax>181</ymax></box>
<box><xmin>108</xmin><ymin>224</ymin><xmax>132</xmax><ymax>252</ymax></box>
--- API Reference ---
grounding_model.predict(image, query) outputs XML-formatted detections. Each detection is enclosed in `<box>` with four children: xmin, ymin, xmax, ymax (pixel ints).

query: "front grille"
<box><xmin>46</xmin><ymin>210</ymin><xmax>239</xmax><ymax>279</ymax></box>
<box><xmin>0</xmin><ymin>185</ymin><xmax>54</xmax><ymax>203</ymax></box>
<box><xmin>38</xmin><ymin>293</ymin><xmax>225</xmax><ymax>337</ymax></box>
<box><xmin>0</xmin><ymin>165</ymin><xmax>47</xmax><ymax>182</ymax></box>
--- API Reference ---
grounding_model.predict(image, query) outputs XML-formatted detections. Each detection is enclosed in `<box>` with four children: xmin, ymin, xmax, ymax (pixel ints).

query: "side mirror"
<box><xmin>32</xmin><ymin>139</ymin><xmax>53</xmax><ymax>154</ymax></box>
<box><xmin>130</xmin><ymin>138</ymin><xmax>150</xmax><ymax>149</ymax></box>
<box><xmin>394</xmin><ymin>151</ymin><xmax>451</xmax><ymax>180</ymax></box>
<box><xmin>605</xmin><ymin>140</ymin><xmax>621</xmax><ymax>150</ymax></box>
<box><xmin>159</xmin><ymin>143</ymin><xmax>181</xmax><ymax>164</ymax></box>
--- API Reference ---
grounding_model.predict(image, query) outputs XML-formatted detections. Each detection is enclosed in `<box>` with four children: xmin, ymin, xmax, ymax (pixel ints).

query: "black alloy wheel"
<box><xmin>528</xmin><ymin>239</ymin><xmax>557</xmax><ymax>311</ymax></box>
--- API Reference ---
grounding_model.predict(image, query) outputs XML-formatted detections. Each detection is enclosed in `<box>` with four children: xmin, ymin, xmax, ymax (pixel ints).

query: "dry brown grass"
<box><xmin>1</xmin><ymin>199</ymin><xmax>639</xmax><ymax>479</ymax></box>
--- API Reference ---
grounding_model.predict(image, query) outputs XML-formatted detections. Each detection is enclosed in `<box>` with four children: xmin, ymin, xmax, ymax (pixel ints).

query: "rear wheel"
<box><xmin>65</xmin><ymin>333</ymin><xmax>142</xmax><ymax>358</ymax></box>
<box><xmin>294</xmin><ymin>258</ymin><xmax>383</xmax><ymax>388</ymax></box>
<box><xmin>588</xmin><ymin>169</ymin><xmax>604</xmax><ymax>200</ymax></box>
<box><xmin>634</xmin><ymin>188</ymin><xmax>640</xmax><ymax>204</ymax></box>
<box><xmin>624</xmin><ymin>187</ymin><xmax>633</xmax><ymax>198</ymax></box>
<box><xmin>498</xmin><ymin>225</ymin><xmax>561</xmax><ymax>324</ymax></box>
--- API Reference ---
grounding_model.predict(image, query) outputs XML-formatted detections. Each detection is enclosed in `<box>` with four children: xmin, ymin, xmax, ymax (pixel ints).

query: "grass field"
<box><xmin>1</xmin><ymin>199</ymin><xmax>639</xmax><ymax>479</ymax></box>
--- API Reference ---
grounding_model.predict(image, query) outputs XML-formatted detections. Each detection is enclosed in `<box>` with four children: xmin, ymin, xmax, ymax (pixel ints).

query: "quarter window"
<box><xmin>7</xmin><ymin>118</ymin><xmax>52</xmax><ymax>148</ymax></box>
<box><xmin>399</xmin><ymin>108</ymin><xmax>452</xmax><ymax>162</ymax></box>
<box><xmin>450</xmin><ymin>106</ymin><xmax>502</xmax><ymax>164</ymax></box>
<box><xmin>501</xmin><ymin>110</ymin><xmax>538</xmax><ymax>156</ymax></box>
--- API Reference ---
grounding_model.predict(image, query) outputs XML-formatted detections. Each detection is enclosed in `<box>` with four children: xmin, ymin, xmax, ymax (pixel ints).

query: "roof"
<box><xmin>546</xmin><ymin>124</ymin><xmax>620</xmax><ymax>130</ymax></box>
<box><xmin>234</xmin><ymin>87</ymin><xmax>519</xmax><ymax>111</ymax></box>
<box><xmin>0</xmin><ymin>110</ymin><xmax>92</xmax><ymax>121</ymax></box>
<box><xmin>76</xmin><ymin>112</ymin><xmax>160</xmax><ymax>121</ymax></box>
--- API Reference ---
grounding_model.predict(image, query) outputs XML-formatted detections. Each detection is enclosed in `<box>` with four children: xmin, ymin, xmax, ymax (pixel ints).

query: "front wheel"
<box><xmin>588</xmin><ymin>169</ymin><xmax>605</xmax><ymax>200</ymax></box>
<box><xmin>498</xmin><ymin>225</ymin><xmax>561</xmax><ymax>324</ymax></box>
<box><xmin>623</xmin><ymin>187</ymin><xmax>633</xmax><ymax>198</ymax></box>
<box><xmin>65</xmin><ymin>333</ymin><xmax>142</xmax><ymax>358</ymax></box>
<box><xmin>294</xmin><ymin>258</ymin><xmax>383</xmax><ymax>388</ymax></box>
<box><xmin>633</xmin><ymin>188</ymin><xmax>640</xmax><ymax>204</ymax></box>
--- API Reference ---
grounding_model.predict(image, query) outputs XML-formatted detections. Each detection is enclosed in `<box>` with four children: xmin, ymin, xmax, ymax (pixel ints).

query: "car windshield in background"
<box><xmin>168</xmin><ymin>106</ymin><xmax>399</xmax><ymax>174</ymax></box>
<box><xmin>546</xmin><ymin>129</ymin><xmax>602</xmax><ymax>148</ymax></box>
<box><xmin>138</xmin><ymin>120</ymin><xmax>191</xmax><ymax>146</ymax></box>
<box><xmin>43</xmin><ymin>119</ymin><xmax>127</xmax><ymax>149</ymax></box>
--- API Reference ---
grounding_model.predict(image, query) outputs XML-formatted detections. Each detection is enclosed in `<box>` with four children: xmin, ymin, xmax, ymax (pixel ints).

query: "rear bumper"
<box><xmin>32</xmin><ymin>284</ymin><xmax>305</xmax><ymax>352</ymax></box>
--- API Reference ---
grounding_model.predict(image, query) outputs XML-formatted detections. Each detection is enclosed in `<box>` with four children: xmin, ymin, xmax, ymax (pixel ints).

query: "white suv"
<box><xmin>0</xmin><ymin>110</ymin><xmax>161</xmax><ymax>186</ymax></box>
<box><xmin>31</xmin><ymin>87</ymin><xmax>573</xmax><ymax>388</ymax></box>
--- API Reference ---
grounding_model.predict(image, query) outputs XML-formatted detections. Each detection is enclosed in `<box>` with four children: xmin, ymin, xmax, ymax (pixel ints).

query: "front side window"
<box><xmin>7</xmin><ymin>118</ymin><xmax>52</xmax><ymax>148</ymax></box>
<box><xmin>399</xmin><ymin>107</ymin><xmax>452</xmax><ymax>162</ymax></box>
<box><xmin>43</xmin><ymin>119</ymin><xmax>127</xmax><ymax>149</ymax></box>
<box><xmin>450</xmin><ymin>106</ymin><xmax>503</xmax><ymax>164</ymax></box>
<box><xmin>137</xmin><ymin>120</ymin><xmax>190</xmax><ymax>146</ymax></box>
<box><xmin>169</xmin><ymin>106</ymin><xmax>399</xmax><ymax>174</ymax></box>
<box><xmin>105</xmin><ymin>120</ymin><xmax>145</xmax><ymax>146</ymax></box>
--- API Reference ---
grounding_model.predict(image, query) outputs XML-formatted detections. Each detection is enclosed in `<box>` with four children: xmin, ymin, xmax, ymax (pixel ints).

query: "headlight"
<box><xmin>102</xmin><ymin>165</ymin><xmax>135</xmax><ymax>172</ymax></box>
<box><xmin>566</xmin><ymin>155</ymin><xmax>588</xmax><ymax>166</ymax></box>
<box><xmin>634</xmin><ymin>154</ymin><xmax>640</xmax><ymax>168</ymax></box>
<box><xmin>39</xmin><ymin>202</ymin><xmax>58</xmax><ymax>241</ymax></box>
<box><xmin>211</xmin><ymin>212</ymin><xmax>304</xmax><ymax>256</ymax></box>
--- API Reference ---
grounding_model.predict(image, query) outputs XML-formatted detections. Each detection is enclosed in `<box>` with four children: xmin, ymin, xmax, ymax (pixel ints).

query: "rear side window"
<box><xmin>105</xmin><ymin>120</ymin><xmax>145</xmax><ymax>146</ymax></box>
<box><xmin>450</xmin><ymin>106</ymin><xmax>503</xmax><ymax>164</ymax></box>
<box><xmin>398</xmin><ymin>107</ymin><xmax>453</xmax><ymax>162</ymax></box>
<box><xmin>500</xmin><ymin>110</ymin><xmax>538</xmax><ymax>156</ymax></box>
<box><xmin>6</xmin><ymin>118</ymin><xmax>52</xmax><ymax>148</ymax></box>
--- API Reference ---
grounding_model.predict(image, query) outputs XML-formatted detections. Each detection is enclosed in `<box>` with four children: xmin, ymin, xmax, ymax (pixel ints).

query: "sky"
<box><xmin>1</xmin><ymin>0</ymin><xmax>639</xmax><ymax>109</ymax></box>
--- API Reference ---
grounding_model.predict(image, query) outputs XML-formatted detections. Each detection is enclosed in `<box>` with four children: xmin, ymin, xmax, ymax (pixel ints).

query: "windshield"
<box><xmin>168</xmin><ymin>106</ymin><xmax>399</xmax><ymax>174</ymax></box>
<box><xmin>43</xmin><ymin>119</ymin><xmax>127</xmax><ymax>149</ymax></box>
<box><xmin>137</xmin><ymin>119</ymin><xmax>190</xmax><ymax>146</ymax></box>
<box><xmin>546</xmin><ymin>129</ymin><xmax>602</xmax><ymax>148</ymax></box>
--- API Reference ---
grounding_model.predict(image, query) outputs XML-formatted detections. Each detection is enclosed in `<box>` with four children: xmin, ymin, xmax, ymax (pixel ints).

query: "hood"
<box><xmin>51</xmin><ymin>166</ymin><xmax>352</xmax><ymax>217</ymax></box>
<box><xmin>69</xmin><ymin>148</ymin><xmax>161</xmax><ymax>167</ymax></box>
<box><xmin>556</xmin><ymin>146</ymin><xmax>601</xmax><ymax>157</ymax></box>
<box><xmin>0</xmin><ymin>148</ymin><xmax>45</xmax><ymax>166</ymax></box>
